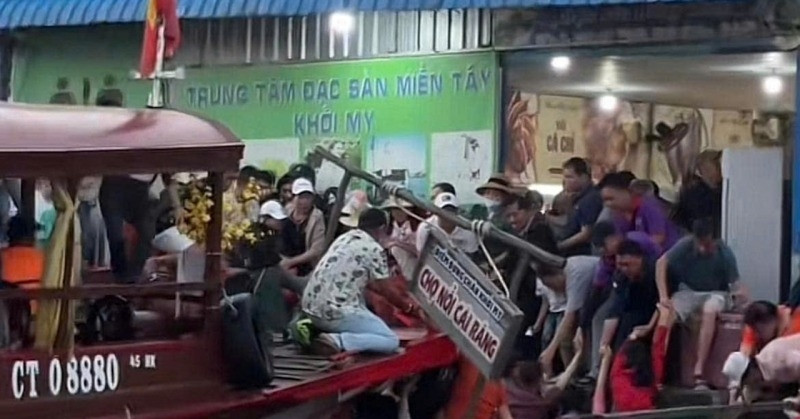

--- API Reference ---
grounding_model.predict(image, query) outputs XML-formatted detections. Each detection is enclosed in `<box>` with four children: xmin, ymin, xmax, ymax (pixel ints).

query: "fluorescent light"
<box><xmin>762</xmin><ymin>75</ymin><xmax>783</xmax><ymax>95</ymax></box>
<box><xmin>550</xmin><ymin>56</ymin><xmax>571</xmax><ymax>72</ymax></box>
<box><xmin>330</xmin><ymin>12</ymin><xmax>355</xmax><ymax>34</ymax></box>
<box><xmin>598</xmin><ymin>94</ymin><xmax>619</xmax><ymax>112</ymax></box>
<box><xmin>528</xmin><ymin>183</ymin><xmax>563</xmax><ymax>197</ymax></box>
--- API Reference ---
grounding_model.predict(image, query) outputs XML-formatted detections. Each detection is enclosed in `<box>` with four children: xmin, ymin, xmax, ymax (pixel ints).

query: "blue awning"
<box><xmin>0</xmin><ymin>0</ymin><xmax>731</xmax><ymax>30</ymax></box>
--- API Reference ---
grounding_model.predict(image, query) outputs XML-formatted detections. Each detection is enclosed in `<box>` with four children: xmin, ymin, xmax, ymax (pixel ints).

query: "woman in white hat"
<box><xmin>382</xmin><ymin>196</ymin><xmax>420</xmax><ymax>281</ymax></box>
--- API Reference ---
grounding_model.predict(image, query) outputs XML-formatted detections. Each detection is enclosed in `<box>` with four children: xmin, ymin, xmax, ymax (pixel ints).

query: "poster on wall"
<box><xmin>712</xmin><ymin>110</ymin><xmax>754</xmax><ymax>149</ymax></box>
<box><xmin>366</xmin><ymin>135</ymin><xmax>428</xmax><ymax>202</ymax></box>
<box><xmin>430</xmin><ymin>131</ymin><xmax>494</xmax><ymax>204</ymax></box>
<box><xmin>649</xmin><ymin>105</ymin><xmax>707</xmax><ymax>190</ymax></box>
<box><xmin>242</xmin><ymin>138</ymin><xmax>300</xmax><ymax>176</ymax></box>
<box><xmin>503</xmin><ymin>92</ymin><xmax>650</xmax><ymax>185</ymax></box>
<box><xmin>504</xmin><ymin>91</ymin><xmax>538</xmax><ymax>185</ymax></box>
<box><xmin>582</xmin><ymin>98</ymin><xmax>648</xmax><ymax>183</ymax></box>
<box><xmin>534</xmin><ymin>95</ymin><xmax>585</xmax><ymax>184</ymax></box>
<box><xmin>302</xmin><ymin>138</ymin><xmax>362</xmax><ymax>193</ymax></box>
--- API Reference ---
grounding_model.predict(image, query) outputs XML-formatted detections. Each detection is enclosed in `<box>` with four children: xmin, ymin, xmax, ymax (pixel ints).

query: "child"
<box><xmin>534</xmin><ymin>277</ymin><xmax>568</xmax><ymax>365</ymax></box>
<box><xmin>594</xmin><ymin>302</ymin><xmax>674</xmax><ymax>413</ymax></box>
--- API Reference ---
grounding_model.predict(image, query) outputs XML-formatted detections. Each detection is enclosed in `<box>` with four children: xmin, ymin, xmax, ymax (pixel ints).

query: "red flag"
<box><xmin>139</xmin><ymin>0</ymin><xmax>181</xmax><ymax>78</ymax></box>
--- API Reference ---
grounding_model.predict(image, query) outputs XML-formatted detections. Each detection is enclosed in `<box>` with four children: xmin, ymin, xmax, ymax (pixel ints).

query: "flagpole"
<box><xmin>147</xmin><ymin>21</ymin><xmax>167</xmax><ymax>109</ymax></box>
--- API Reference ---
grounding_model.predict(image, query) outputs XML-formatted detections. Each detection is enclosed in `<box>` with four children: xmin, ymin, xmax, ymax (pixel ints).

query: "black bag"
<box><xmin>221</xmin><ymin>293</ymin><xmax>275</xmax><ymax>389</ymax></box>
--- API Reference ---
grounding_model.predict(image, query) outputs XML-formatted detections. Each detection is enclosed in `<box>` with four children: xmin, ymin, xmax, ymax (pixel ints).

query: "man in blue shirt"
<box><xmin>558</xmin><ymin>158</ymin><xmax>603</xmax><ymax>256</ymax></box>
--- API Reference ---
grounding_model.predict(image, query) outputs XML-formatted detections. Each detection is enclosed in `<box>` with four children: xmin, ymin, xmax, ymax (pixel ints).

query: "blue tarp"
<box><xmin>0</xmin><ymin>0</ymin><xmax>726</xmax><ymax>30</ymax></box>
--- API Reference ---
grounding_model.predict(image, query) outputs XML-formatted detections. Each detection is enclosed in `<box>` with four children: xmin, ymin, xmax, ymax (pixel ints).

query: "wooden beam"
<box><xmin>0</xmin><ymin>282</ymin><xmax>211</xmax><ymax>300</ymax></box>
<box><xmin>324</xmin><ymin>172</ymin><xmax>352</xmax><ymax>247</ymax></box>
<box><xmin>313</xmin><ymin>146</ymin><xmax>565</xmax><ymax>268</ymax></box>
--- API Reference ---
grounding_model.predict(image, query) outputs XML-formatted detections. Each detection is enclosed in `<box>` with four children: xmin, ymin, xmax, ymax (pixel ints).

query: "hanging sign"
<box><xmin>412</xmin><ymin>229</ymin><xmax>523</xmax><ymax>378</ymax></box>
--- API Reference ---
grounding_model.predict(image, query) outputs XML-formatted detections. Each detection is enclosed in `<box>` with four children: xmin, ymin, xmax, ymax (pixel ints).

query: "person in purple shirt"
<box><xmin>579</xmin><ymin>220</ymin><xmax>662</xmax><ymax>378</ymax></box>
<box><xmin>592</xmin><ymin>221</ymin><xmax>661</xmax><ymax>288</ymax></box>
<box><xmin>598</xmin><ymin>172</ymin><xmax>681</xmax><ymax>254</ymax></box>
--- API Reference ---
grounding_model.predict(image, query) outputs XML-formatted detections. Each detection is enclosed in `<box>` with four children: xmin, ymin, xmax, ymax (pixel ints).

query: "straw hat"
<box><xmin>476</xmin><ymin>174</ymin><xmax>512</xmax><ymax>196</ymax></box>
<box><xmin>339</xmin><ymin>191</ymin><xmax>372</xmax><ymax>228</ymax></box>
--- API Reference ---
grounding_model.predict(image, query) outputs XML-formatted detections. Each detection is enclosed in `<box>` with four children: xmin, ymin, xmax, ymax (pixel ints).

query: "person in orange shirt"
<box><xmin>740</xmin><ymin>301</ymin><xmax>800</xmax><ymax>357</ymax></box>
<box><xmin>1</xmin><ymin>216</ymin><xmax>44</xmax><ymax>287</ymax></box>
<box><xmin>442</xmin><ymin>357</ymin><xmax>513</xmax><ymax>419</ymax></box>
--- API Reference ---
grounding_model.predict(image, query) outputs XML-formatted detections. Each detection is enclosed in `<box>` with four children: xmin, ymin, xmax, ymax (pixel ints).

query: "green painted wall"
<box><xmin>13</xmin><ymin>27</ymin><xmax>499</xmax><ymax>202</ymax></box>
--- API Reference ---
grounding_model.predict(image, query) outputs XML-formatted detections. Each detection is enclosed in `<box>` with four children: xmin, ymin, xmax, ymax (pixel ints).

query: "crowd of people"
<box><xmin>6</xmin><ymin>140</ymin><xmax>800</xmax><ymax>418</ymax></box>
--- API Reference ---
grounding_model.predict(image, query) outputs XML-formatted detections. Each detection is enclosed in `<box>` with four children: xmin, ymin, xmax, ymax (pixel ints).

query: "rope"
<box><xmin>381</xmin><ymin>184</ymin><xmax>509</xmax><ymax>298</ymax></box>
<box><xmin>471</xmin><ymin>220</ymin><xmax>509</xmax><ymax>298</ymax></box>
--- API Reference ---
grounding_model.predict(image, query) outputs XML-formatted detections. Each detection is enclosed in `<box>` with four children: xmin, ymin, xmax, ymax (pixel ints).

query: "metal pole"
<box><xmin>508</xmin><ymin>253</ymin><xmax>531</xmax><ymax>301</ymax></box>
<box><xmin>147</xmin><ymin>22</ymin><xmax>166</xmax><ymax>108</ymax></box>
<box><xmin>324</xmin><ymin>173</ymin><xmax>352</xmax><ymax>247</ymax></box>
<box><xmin>313</xmin><ymin>146</ymin><xmax>565</xmax><ymax>268</ymax></box>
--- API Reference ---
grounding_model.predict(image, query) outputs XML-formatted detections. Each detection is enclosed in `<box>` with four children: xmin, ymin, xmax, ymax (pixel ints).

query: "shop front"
<box><xmin>493</xmin><ymin>2</ymin><xmax>798</xmax><ymax>302</ymax></box>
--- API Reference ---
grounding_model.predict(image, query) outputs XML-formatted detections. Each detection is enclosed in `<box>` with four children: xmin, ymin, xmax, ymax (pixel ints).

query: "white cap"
<box><xmin>292</xmin><ymin>178</ymin><xmax>314</xmax><ymax>195</ymax></box>
<box><xmin>152</xmin><ymin>227</ymin><xmax>195</xmax><ymax>253</ymax></box>
<box><xmin>722</xmin><ymin>351</ymin><xmax>750</xmax><ymax>387</ymax></box>
<box><xmin>259</xmin><ymin>200</ymin><xmax>287</xmax><ymax>220</ymax></box>
<box><xmin>434</xmin><ymin>192</ymin><xmax>459</xmax><ymax>209</ymax></box>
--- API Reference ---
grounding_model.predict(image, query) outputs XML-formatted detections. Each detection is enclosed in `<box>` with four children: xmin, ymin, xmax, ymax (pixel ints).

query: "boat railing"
<box><xmin>576</xmin><ymin>400</ymin><xmax>792</xmax><ymax>419</ymax></box>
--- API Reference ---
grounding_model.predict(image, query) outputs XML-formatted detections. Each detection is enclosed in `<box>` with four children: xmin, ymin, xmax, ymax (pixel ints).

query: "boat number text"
<box><xmin>11</xmin><ymin>354</ymin><xmax>120</xmax><ymax>400</ymax></box>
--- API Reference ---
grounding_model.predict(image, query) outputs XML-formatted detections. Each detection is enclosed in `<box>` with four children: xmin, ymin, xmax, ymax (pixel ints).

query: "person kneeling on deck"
<box><xmin>301</xmin><ymin>208</ymin><xmax>422</xmax><ymax>355</ymax></box>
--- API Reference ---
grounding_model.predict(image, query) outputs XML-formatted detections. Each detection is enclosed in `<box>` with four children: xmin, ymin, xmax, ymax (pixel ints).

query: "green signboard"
<box><xmin>176</xmin><ymin>53</ymin><xmax>498</xmax><ymax>200</ymax></box>
<box><xmin>12</xmin><ymin>27</ymin><xmax>498</xmax><ymax>202</ymax></box>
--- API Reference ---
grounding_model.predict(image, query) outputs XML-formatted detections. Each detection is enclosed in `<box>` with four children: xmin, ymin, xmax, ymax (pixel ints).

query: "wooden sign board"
<box><xmin>412</xmin><ymin>229</ymin><xmax>523</xmax><ymax>379</ymax></box>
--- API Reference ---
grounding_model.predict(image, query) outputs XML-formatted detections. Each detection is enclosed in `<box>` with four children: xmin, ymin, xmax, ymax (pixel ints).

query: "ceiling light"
<box><xmin>550</xmin><ymin>56</ymin><xmax>571</xmax><ymax>72</ymax></box>
<box><xmin>330</xmin><ymin>12</ymin><xmax>355</xmax><ymax>34</ymax></box>
<box><xmin>762</xmin><ymin>75</ymin><xmax>783</xmax><ymax>95</ymax></box>
<box><xmin>598</xmin><ymin>94</ymin><xmax>618</xmax><ymax>112</ymax></box>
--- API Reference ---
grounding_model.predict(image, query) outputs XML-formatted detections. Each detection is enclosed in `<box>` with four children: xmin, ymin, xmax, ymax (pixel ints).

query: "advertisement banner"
<box><xmin>413</xmin><ymin>229</ymin><xmax>523</xmax><ymax>379</ymax></box>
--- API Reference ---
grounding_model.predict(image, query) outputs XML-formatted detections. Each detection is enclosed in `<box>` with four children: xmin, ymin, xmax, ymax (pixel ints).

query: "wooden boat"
<box><xmin>0</xmin><ymin>101</ymin><xmax>461</xmax><ymax>418</ymax></box>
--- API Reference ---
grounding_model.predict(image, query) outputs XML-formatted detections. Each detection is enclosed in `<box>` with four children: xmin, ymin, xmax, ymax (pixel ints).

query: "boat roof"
<box><xmin>0</xmin><ymin>102</ymin><xmax>243</xmax><ymax>177</ymax></box>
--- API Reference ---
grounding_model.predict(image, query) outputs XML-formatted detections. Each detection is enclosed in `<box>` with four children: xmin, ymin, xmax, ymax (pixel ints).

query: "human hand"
<box><xmin>532</xmin><ymin>321</ymin><xmax>544</xmax><ymax>334</ymax></box>
<box><xmin>279</xmin><ymin>258</ymin><xmax>294</xmax><ymax>271</ymax></box>
<box><xmin>732</xmin><ymin>288</ymin><xmax>749</xmax><ymax>307</ymax></box>
<box><xmin>539</xmin><ymin>347</ymin><xmax>556</xmax><ymax>377</ymax></box>
<box><xmin>142</xmin><ymin>258</ymin><xmax>159</xmax><ymax>282</ymax></box>
<box><xmin>659</xmin><ymin>297</ymin><xmax>674</xmax><ymax>311</ymax></box>
<box><xmin>599</xmin><ymin>345</ymin><xmax>612</xmax><ymax>359</ymax></box>
<box><xmin>657</xmin><ymin>302</ymin><xmax>676</xmax><ymax>326</ymax></box>
<box><xmin>573</xmin><ymin>330</ymin><xmax>584</xmax><ymax>353</ymax></box>
<box><xmin>629</xmin><ymin>325</ymin><xmax>651</xmax><ymax>341</ymax></box>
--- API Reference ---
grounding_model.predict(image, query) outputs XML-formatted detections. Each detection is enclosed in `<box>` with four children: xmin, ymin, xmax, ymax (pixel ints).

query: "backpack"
<box><xmin>80</xmin><ymin>295</ymin><xmax>134</xmax><ymax>344</ymax></box>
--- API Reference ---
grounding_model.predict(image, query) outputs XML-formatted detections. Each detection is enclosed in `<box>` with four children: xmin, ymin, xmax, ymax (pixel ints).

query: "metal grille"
<box><xmin>175</xmin><ymin>10</ymin><xmax>492</xmax><ymax>67</ymax></box>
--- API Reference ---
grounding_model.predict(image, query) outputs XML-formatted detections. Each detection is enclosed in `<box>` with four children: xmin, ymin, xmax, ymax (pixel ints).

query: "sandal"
<box><xmin>693</xmin><ymin>376</ymin><xmax>710</xmax><ymax>391</ymax></box>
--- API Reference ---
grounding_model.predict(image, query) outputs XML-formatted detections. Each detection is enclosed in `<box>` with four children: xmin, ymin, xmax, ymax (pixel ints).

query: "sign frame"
<box><xmin>411</xmin><ymin>228</ymin><xmax>523</xmax><ymax>379</ymax></box>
